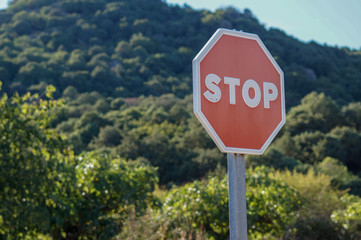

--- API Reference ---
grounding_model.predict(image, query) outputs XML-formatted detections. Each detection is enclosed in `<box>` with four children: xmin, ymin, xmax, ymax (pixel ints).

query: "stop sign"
<box><xmin>193</xmin><ymin>28</ymin><xmax>285</xmax><ymax>154</ymax></box>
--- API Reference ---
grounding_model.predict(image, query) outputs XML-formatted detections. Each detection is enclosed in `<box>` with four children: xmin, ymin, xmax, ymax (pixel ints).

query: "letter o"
<box><xmin>242</xmin><ymin>79</ymin><xmax>261</xmax><ymax>108</ymax></box>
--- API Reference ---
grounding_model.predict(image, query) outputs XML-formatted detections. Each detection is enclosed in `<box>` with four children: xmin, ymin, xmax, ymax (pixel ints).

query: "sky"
<box><xmin>0</xmin><ymin>0</ymin><xmax>360</xmax><ymax>50</ymax></box>
<box><xmin>0</xmin><ymin>0</ymin><xmax>6</xmax><ymax>10</ymax></box>
<box><xmin>166</xmin><ymin>0</ymin><xmax>361</xmax><ymax>50</ymax></box>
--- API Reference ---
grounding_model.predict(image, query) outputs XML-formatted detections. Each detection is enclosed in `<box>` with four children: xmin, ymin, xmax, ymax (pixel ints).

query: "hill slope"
<box><xmin>0</xmin><ymin>0</ymin><xmax>361</xmax><ymax>107</ymax></box>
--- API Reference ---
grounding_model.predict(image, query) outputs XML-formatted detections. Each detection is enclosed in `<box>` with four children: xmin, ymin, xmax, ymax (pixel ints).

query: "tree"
<box><xmin>285</xmin><ymin>92</ymin><xmax>343</xmax><ymax>135</ymax></box>
<box><xmin>317</xmin><ymin>157</ymin><xmax>358</xmax><ymax>187</ymax></box>
<box><xmin>343</xmin><ymin>102</ymin><xmax>361</xmax><ymax>131</ymax></box>
<box><xmin>331</xmin><ymin>195</ymin><xmax>361</xmax><ymax>239</ymax></box>
<box><xmin>91</xmin><ymin>125</ymin><xmax>121</xmax><ymax>148</ymax></box>
<box><xmin>0</xmin><ymin>83</ymin><xmax>159</xmax><ymax>239</ymax></box>
<box><xmin>62</xmin><ymin>85</ymin><xmax>79</xmax><ymax>100</ymax></box>
<box><xmin>247</xmin><ymin>147</ymin><xmax>299</xmax><ymax>171</ymax></box>
<box><xmin>0</xmin><ymin>83</ymin><xmax>67</xmax><ymax>238</ymax></box>
<box><xmin>67</xmin><ymin>49</ymin><xmax>86</xmax><ymax>71</ymax></box>
<box><xmin>328</xmin><ymin>127</ymin><xmax>361</xmax><ymax>173</ymax></box>
<box><xmin>49</xmin><ymin>152</ymin><xmax>158</xmax><ymax>240</ymax></box>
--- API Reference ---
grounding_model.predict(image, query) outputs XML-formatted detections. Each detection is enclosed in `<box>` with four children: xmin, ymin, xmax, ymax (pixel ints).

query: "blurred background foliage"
<box><xmin>1</xmin><ymin>0</ymin><xmax>361</xmax><ymax>239</ymax></box>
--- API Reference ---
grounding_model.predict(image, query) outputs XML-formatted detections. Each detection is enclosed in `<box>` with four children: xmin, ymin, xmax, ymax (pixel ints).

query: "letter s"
<box><xmin>204</xmin><ymin>74</ymin><xmax>221</xmax><ymax>103</ymax></box>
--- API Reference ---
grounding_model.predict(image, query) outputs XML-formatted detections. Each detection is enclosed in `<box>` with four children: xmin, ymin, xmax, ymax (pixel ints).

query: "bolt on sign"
<box><xmin>193</xmin><ymin>28</ymin><xmax>286</xmax><ymax>155</ymax></box>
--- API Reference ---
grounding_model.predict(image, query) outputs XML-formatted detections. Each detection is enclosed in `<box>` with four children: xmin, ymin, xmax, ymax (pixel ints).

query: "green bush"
<box><xmin>331</xmin><ymin>195</ymin><xmax>361</xmax><ymax>239</ymax></box>
<box><xmin>153</xmin><ymin>167</ymin><xmax>302</xmax><ymax>239</ymax></box>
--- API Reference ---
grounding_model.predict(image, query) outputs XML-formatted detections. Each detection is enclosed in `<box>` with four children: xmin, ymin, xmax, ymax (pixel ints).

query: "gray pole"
<box><xmin>227</xmin><ymin>153</ymin><xmax>248</xmax><ymax>240</ymax></box>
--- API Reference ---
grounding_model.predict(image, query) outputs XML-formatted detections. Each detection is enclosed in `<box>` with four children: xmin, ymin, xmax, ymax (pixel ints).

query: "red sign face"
<box><xmin>193</xmin><ymin>29</ymin><xmax>285</xmax><ymax>154</ymax></box>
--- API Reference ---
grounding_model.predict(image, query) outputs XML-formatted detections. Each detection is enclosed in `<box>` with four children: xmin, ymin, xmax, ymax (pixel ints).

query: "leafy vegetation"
<box><xmin>1</xmin><ymin>0</ymin><xmax>361</xmax><ymax>239</ymax></box>
<box><xmin>0</xmin><ymin>0</ymin><xmax>361</xmax><ymax>106</ymax></box>
<box><xmin>0</xmin><ymin>85</ymin><xmax>158</xmax><ymax>239</ymax></box>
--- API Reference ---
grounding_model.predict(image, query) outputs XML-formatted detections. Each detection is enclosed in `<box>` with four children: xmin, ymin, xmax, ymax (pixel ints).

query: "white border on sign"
<box><xmin>192</xmin><ymin>28</ymin><xmax>286</xmax><ymax>155</ymax></box>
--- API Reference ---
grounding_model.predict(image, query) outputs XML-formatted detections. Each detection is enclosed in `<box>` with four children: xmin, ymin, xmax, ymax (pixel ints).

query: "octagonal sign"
<box><xmin>193</xmin><ymin>28</ymin><xmax>285</xmax><ymax>154</ymax></box>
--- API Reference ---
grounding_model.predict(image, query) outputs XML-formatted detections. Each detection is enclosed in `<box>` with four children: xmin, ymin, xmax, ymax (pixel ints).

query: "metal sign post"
<box><xmin>228</xmin><ymin>153</ymin><xmax>247</xmax><ymax>240</ymax></box>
